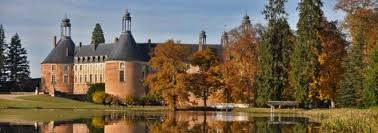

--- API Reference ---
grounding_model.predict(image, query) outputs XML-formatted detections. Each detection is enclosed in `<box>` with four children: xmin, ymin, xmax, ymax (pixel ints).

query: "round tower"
<box><xmin>105</xmin><ymin>10</ymin><xmax>147</xmax><ymax>98</ymax></box>
<box><xmin>41</xmin><ymin>16</ymin><xmax>75</xmax><ymax>95</ymax></box>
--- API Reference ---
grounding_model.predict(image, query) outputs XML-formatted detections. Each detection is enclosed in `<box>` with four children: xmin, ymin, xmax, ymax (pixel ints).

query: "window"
<box><xmin>120</xmin><ymin>70</ymin><xmax>125</xmax><ymax>82</ymax></box>
<box><xmin>80</xmin><ymin>65</ymin><xmax>82</xmax><ymax>71</ymax></box>
<box><xmin>64</xmin><ymin>65</ymin><xmax>69</xmax><ymax>71</ymax></box>
<box><xmin>51</xmin><ymin>65</ymin><xmax>56</xmax><ymax>71</ymax></box>
<box><xmin>89</xmin><ymin>74</ymin><xmax>93</xmax><ymax>83</ymax></box>
<box><xmin>94</xmin><ymin>74</ymin><xmax>97</xmax><ymax>83</ymax></box>
<box><xmin>80</xmin><ymin>75</ymin><xmax>82</xmax><ymax>83</ymax></box>
<box><xmin>51</xmin><ymin>75</ymin><xmax>56</xmax><ymax>84</ymax></box>
<box><xmin>75</xmin><ymin>66</ymin><xmax>77</xmax><ymax>71</ymax></box>
<box><xmin>100</xmin><ymin>74</ymin><xmax>103</xmax><ymax>82</ymax></box>
<box><xmin>120</xmin><ymin>62</ymin><xmax>125</xmax><ymax>69</ymax></box>
<box><xmin>85</xmin><ymin>75</ymin><xmax>87</xmax><ymax>82</ymax></box>
<box><xmin>63</xmin><ymin>75</ymin><xmax>68</xmax><ymax>83</ymax></box>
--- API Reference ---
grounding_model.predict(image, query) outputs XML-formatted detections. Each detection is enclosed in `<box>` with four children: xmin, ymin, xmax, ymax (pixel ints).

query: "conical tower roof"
<box><xmin>42</xmin><ymin>36</ymin><xmax>75</xmax><ymax>64</ymax></box>
<box><xmin>108</xmin><ymin>31</ymin><xmax>146</xmax><ymax>61</ymax></box>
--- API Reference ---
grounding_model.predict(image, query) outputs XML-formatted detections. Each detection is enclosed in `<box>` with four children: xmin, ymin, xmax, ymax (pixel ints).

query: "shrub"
<box><xmin>92</xmin><ymin>91</ymin><xmax>106</xmax><ymax>104</ymax></box>
<box><xmin>86</xmin><ymin>83</ymin><xmax>105</xmax><ymax>102</ymax></box>
<box><xmin>124</xmin><ymin>95</ymin><xmax>163</xmax><ymax>106</ymax></box>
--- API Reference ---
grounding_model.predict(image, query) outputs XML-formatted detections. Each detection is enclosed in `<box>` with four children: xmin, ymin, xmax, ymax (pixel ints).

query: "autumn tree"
<box><xmin>224</xmin><ymin>27</ymin><xmax>260</xmax><ymax>105</ymax></box>
<box><xmin>337</xmin><ymin>26</ymin><xmax>365</xmax><ymax>107</ymax></box>
<box><xmin>257</xmin><ymin>0</ymin><xmax>294</xmax><ymax>106</ymax></box>
<box><xmin>335</xmin><ymin>0</ymin><xmax>378</xmax><ymax>63</ymax></box>
<box><xmin>318</xmin><ymin>19</ymin><xmax>348</xmax><ymax>108</ymax></box>
<box><xmin>290</xmin><ymin>0</ymin><xmax>323</xmax><ymax>108</ymax></box>
<box><xmin>145</xmin><ymin>40</ymin><xmax>191</xmax><ymax>110</ymax></box>
<box><xmin>186</xmin><ymin>48</ymin><xmax>221</xmax><ymax>108</ymax></box>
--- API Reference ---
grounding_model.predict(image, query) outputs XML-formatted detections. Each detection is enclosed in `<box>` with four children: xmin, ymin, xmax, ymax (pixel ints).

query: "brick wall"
<box><xmin>105</xmin><ymin>61</ymin><xmax>146</xmax><ymax>98</ymax></box>
<box><xmin>40</xmin><ymin>64</ymin><xmax>74</xmax><ymax>94</ymax></box>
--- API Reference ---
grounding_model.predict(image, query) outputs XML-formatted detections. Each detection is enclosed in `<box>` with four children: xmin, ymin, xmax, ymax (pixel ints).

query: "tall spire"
<box><xmin>122</xmin><ymin>9</ymin><xmax>132</xmax><ymax>32</ymax></box>
<box><xmin>199</xmin><ymin>30</ymin><xmax>206</xmax><ymax>51</ymax></box>
<box><xmin>61</xmin><ymin>15</ymin><xmax>71</xmax><ymax>37</ymax></box>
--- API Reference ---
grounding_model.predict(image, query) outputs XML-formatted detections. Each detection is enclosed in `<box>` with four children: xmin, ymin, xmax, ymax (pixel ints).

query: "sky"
<box><xmin>0</xmin><ymin>0</ymin><xmax>345</xmax><ymax>78</ymax></box>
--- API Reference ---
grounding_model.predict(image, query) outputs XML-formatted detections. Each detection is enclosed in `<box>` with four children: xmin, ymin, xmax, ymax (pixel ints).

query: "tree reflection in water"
<box><xmin>0</xmin><ymin>111</ymin><xmax>320</xmax><ymax>133</ymax></box>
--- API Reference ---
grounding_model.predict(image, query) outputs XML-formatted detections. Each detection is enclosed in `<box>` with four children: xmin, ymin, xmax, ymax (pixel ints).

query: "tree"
<box><xmin>145</xmin><ymin>40</ymin><xmax>191</xmax><ymax>110</ymax></box>
<box><xmin>0</xmin><ymin>25</ymin><xmax>7</xmax><ymax>82</ymax></box>
<box><xmin>224</xmin><ymin>27</ymin><xmax>260</xmax><ymax>105</ymax></box>
<box><xmin>335</xmin><ymin>0</ymin><xmax>378</xmax><ymax>64</ymax></box>
<box><xmin>290</xmin><ymin>0</ymin><xmax>323</xmax><ymax>108</ymax></box>
<box><xmin>318</xmin><ymin>19</ymin><xmax>348</xmax><ymax>108</ymax></box>
<box><xmin>186</xmin><ymin>48</ymin><xmax>220</xmax><ymax>108</ymax></box>
<box><xmin>338</xmin><ymin>26</ymin><xmax>365</xmax><ymax>107</ymax></box>
<box><xmin>86</xmin><ymin>83</ymin><xmax>105</xmax><ymax>102</ymax></box>
<box><xmin>362</xmin><ymin>40</ymin><xmax>378</xmax><ymax>107</ymax></box>
<box><xmin>6</xmin><ymin>33</ymin><xmax>30</xmax><ymax>86</ymax></box>
<box><xmin>91</xmin><ymin>23</ymin><xmax>105</xmax><ymax>45</ymax></box>
<box><xmin>257</xmin><ymin>0</ymin><xmax>294</xmax><ymax>106</ymax></box>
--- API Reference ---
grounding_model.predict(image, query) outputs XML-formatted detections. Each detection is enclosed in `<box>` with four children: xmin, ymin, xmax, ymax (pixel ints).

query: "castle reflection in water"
<box><xmin>0</xmin><ymin>111</ymin><xmax>321</xmax><ymax>133</ymax></box>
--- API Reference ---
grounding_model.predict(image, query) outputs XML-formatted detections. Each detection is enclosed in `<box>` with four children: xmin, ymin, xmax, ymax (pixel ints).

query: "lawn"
<box><xmin>235</xmin><ymin>107</ymin><xmax>378</xmax><ymax>132</ymax></box>
<box><xmin>0</xmin><ymin>94</ymin><xmax>167</xmax><ymax>111</ymax></box>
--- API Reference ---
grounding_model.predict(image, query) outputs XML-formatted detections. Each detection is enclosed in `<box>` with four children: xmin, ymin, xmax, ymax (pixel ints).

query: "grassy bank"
<box><xmin>0</xmin><ymin>94</ymin><xmax>167</xmax><ymax>111</ymax></box>
<box><xmin>235</xmin><ymin>107</ymin><xmax>378</xmax><ymax>132</ymax></box>
<box><xmin>303</xmin><ymin>107</ymin><xmax>378</xmax><ymax>132</ymax></box>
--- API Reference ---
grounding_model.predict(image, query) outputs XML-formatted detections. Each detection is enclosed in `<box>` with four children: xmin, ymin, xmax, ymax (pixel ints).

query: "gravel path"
<box><xmin>0</xmin><ymin>94</ymin><xmax>35</xmax><ymax>101</ymax></box>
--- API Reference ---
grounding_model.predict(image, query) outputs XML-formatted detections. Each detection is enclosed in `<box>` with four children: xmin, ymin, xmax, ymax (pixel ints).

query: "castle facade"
<box><xmin>41</xmin><ymin>10</ymin><xmax>250</xmax><ymax>99</ymax></box>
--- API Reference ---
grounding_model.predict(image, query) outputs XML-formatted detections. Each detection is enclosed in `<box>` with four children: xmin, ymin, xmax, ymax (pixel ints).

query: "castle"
<box><xmin>40</xmin><ymin>10</ymin><xmax>251</xmax><ymax>99</ymax></box>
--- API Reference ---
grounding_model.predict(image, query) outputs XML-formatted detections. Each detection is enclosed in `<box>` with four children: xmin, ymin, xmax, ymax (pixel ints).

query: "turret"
<box><xmin>242</xmin><ymin>14</ymin><xmax>251</xmax><ymax>32</ymax></box>
<box><xmin>199</xmin><ymin>30</ymin><xmax>206</xmax><ymax>51</ymax></box>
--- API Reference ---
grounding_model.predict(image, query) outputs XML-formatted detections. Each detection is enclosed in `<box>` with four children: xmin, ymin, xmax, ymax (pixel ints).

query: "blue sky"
<box><xmin>0</xmin><ymin>0</ymin><xmax>345</xmax><ymax>78</ymax></box>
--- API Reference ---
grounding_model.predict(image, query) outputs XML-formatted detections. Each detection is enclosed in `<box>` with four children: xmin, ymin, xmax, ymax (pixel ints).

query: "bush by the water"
<box><xmin>86</xmin><ymin>83</ymin><xmax>105</xmax><ymax>102</ymax></box>
<box><xmin>124</xmin><ymin>95</ymin><xmax>163</xmax><ymax>106</ymax></box>
<box><xmin>92</xmin><ymin>91</ymin><xmax>106</xmax><ymax>104</ymax></box>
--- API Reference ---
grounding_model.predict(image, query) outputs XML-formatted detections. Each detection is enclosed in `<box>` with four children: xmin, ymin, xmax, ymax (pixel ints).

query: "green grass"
<box><xmin>235</xmin><ymin>107</ymin><xmax>378</xmax><ymax>132</ymax></box>
<box><xmin>0</xmin><ymin>94</ymin><xmax>167</xmax><ymax>111</ymax></box>
<box><xmin>302</xmin><ymin>107</ymin><xmax>378</xmax><ymax>132</ymax></box>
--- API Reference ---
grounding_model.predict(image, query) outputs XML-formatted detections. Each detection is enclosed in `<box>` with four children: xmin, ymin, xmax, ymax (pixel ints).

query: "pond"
<box><xmin>0</xmin><ymin>110</ymin><xmax>320</xmax><ymax>133</ymax></box>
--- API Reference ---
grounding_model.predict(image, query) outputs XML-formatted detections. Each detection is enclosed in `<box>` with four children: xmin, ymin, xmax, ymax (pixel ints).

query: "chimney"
<box><xmin>147</xmin><ymin>39</ymin><xmax>152</xmax><ymax>49</ymax></box>
<box><xmin>79</xmin><ymin>42</ymin><xmax>82</xmax><ymax>48</ymax></box>
<box><xmin>53</xmin><ymin>36</ymin><xmax>57</xmax><ymax>48</ymax></box>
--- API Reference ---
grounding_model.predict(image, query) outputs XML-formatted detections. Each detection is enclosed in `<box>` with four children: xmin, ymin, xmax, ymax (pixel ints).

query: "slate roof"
<box><xmin>75</xmin><ymin>43</ymin><xmax>114</xmax><ymax>57</ymax></box>
<box><xmin>42</xmin><ymin>36</ymin><xmax>76</xmax><ymax>64</ymax></box>
<box><xmin>43</xmin><ymin>33</ymin><xmax>223</xmax><ymax>64</ymax></box>
<box><xmin>108</xmin><ymin>31</ymin><xmax>149</xmax><ymax>61</ymax></box>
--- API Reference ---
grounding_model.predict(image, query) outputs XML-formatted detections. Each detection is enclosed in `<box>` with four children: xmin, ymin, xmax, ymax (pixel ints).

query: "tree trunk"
<box><xmin>330</xmin><ymin>99</ymin><xmax>335</xmax><ymax>109</ymax></box>
<box><xmin>172</xmin><ymin>96</ymin><xmax>177</xmax><ymax>111</ymax></box>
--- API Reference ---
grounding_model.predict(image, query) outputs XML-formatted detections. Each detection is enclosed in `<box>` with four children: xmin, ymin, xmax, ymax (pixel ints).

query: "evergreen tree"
<box><xmin>0</xmin><ymin>25</ymin><xmax>7</xmax><ymax>82</ymax></box>
<box><xmin>290</xmin><ymin>0</ymin><xmax>323</xmax><ymax>108</ymax></box>
<box><xmin>6</xmin><ymin>33</ymin><xmax>30</xmax><ymax>84</ymax></box>
<box><xmin>362</xmin><ymin>40</ymin><xmax>378</xmax><ymax>106</ymax></box>
<box><xmin>91</xmin><ymin>23</ymin><xmax>105</xmax><ymax>45</ymax></box>
<box><xmin>338</xmin><ymin>27</ymin><xmax>365</xmax><ymax>107</ymax></box>
<box><xmin>257</xmin><ymin>0</ymin><xmax>294</xmax><ymax>106</ymax></box>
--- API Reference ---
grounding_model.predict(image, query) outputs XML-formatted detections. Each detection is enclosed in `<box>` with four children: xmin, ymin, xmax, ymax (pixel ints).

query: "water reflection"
<box><xmin>0</xmin><ymin>111</ymin><xmax>320</xmax><ymax>133</ymax></box>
